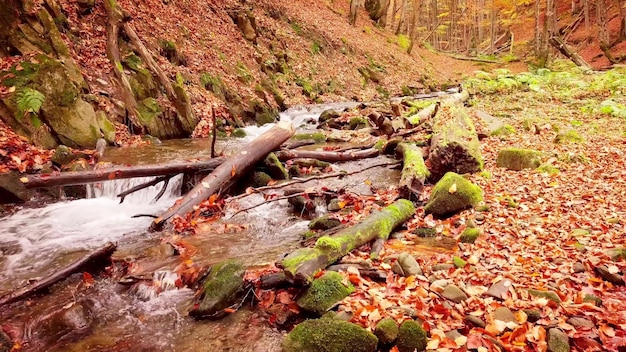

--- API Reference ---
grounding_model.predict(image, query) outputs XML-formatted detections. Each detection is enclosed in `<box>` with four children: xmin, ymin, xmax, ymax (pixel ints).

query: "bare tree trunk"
<box><xmin>618</xmin><ymin>0</ymin><xmax>626</xmax><ymax>39</ymax></box>
<box><xmin>584</xmin><ymin>0</ymin><xmax>590</xmax><ymax>32</ymax></box>
<box><xmin>407</xmin><ymin>0</ymin><xmax>420</xmax><ymax>53</ymax></box>
<box><xmin>430</xmin><ymin>0</ymin><xmax>438</xmax><ymax>48</ymax></box>
<box><xmin>349</xmin><ymin>0</ymin><xmax>360</xmax><ymax>25</ymax></box>
<box><xmin>490</xmin><ymin>0</ymin><xmax>497</xmax><ymax>54</ymax></box>
<box><xmin>597</xmin><ymin>0</ymin><xmax>610</xmax><ymax>44</ymax></box>
<box><xmin>395</xmin><ymin>0</ymin><xmax>408</xmax><ymax>34</ymax></box>
<box><xmin>535</xmin><ymin>0</ymin><xmax>542</xmax><ymax>53</ymax></box>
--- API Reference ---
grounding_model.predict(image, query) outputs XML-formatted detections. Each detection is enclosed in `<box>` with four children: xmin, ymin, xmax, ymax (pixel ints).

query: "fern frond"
<box><xmin>16</xmin><ymin>87</ymin><xmax>45</xmax><ymax>116</ymax></box>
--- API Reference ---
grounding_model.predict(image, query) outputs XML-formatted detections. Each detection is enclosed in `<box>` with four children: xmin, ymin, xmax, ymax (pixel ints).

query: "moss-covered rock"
<box><xmin>308</xmin><ymin>215</ymin><xmax>342</xmax><ymax>231</ymax></box>
<box><xmin>264</xmin><ymin>152</ymin><xmax>289</xmax><ymax>180</ymax></box>
<box><xmin>528</xmin><ymin>289</ymin><xmax>561</xmax><ymax>303</ymax></box>
<box><xmin>536</xmin><ymin>164</ymin><xmax>560</xmax><ymax>175</ymax></box>
<box><xmin>231</xmin><ymin>128</ymin><xmax>247</xmax><ymax>138</ymax></box>
<box><xmin>291</xmin><ymin>132</ymin><xmax>326</xmax><ymax>143</ymax></box>
<box><xmin>253</xmin><ymin>171</ymin><xmax>272</xmax><ymax>187</ymax></box>
<box><xmin>189</xmin><ymin>260</ymin><xmax>245</xmax><ymax>319</ymax></box>
<box><xmin>424</xmin><ymin>172</ymin><xmax>483</xmax><ymax>217</ymax></box>
<box><xmin>282</xmin><ymin>318</ymin><xmax>378</xmax><ymax>352</ymax></box>
<box><xmin>496</xmin><ymin>148</ymin><xmax>542</xmax><ymax>171</ymax></box>
<box><xmin>554</xmin><ymin>129</ymin><xmax>584</xmax><ymax>144</ymax></box>
<box><xmin>374</xmin><ymin>318</ymin><xmax>398</xmax><ymax>345</ymax></box>
<box><xmin>96</xmin><ymin>111</ymin><xmax>116</xmax><ymax>144</ymax></box>
<box><xmin>396</xmin><ymin>320</ymin><xmax>427</xmax><ymax>352</ymax></box>
<box><xmin>490</xmin><ymin>124</ymin><xmax>516</xmax><ymax>137</ymax></box>
<box><xmin>51</xmin><ymin>145</ymin><xmax>76</xmax><ymax>166</ymax></box>
<box><xmin>413</xmin><ymin>227</ymin><xmax>436</xmax><ymax>237</ymax></box>
<box><xmin>319</xmin><ymin>109</ymin><xmax>341</xmax><ymax>124</ymax></box>
<box><xmin>459</xmin><ymin>227</ymin><xmax>480</xmax><ymax>243</ymax></box>
<box><xmin>349</xmin><ymin>117</ymin><xmax>369</xmax><ymax>130</ymax></box>
<box><xmin>296</xmin><ymin>271</ymin><xmax>354</xmax><ymax>315</ymax></box>
<box><xmin>547</xmin><ymin>328</ymin><xmax>570</xmax><ymax>352</ymax></box>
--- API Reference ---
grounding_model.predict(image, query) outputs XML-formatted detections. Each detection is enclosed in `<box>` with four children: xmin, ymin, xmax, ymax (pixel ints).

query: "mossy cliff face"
<box><xmin>282</xmin><ymin>317</ymin><xmax>378</xmax><ymax>352</ymax></box>
<box><xmin>1</xmin><ymin>55</ymin><xmax>111</xmax><ymax>148</ymax></box>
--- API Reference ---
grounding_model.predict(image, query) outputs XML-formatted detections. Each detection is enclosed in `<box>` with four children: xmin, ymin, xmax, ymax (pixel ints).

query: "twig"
<box><xmin>228</xmin><ymin>160</ymin><xmax>401</xmax><ymax>202</ymax></box>
<box><xmin>117</xmin><ymin>175</ymin><xmax>171</xmax><ymax>203</ymax></box>
<box><xmin>227</xmin><ymin>192</ymin><xmax>308</xmax><ymax>219</ymax></box>
<box><xmin>152</xmin><ymin>176</ymin><xmax>170</xmax><ymax>202</ymax></box>
<box><xmin>211</xmin><ymin>106</ymin><xmax>217</xmax><ymax>158</ymax></box>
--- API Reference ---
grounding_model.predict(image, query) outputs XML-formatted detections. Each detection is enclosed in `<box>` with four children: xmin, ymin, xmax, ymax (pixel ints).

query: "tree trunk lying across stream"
<box><xmin>21</xmin><ymin>157</ymin><xmax>226</xmax><ymax>188</ymax></box>
<box><xmin>150</xmin><ymin>121</ymin><xmax>295</xmax><ymax>231</ymax></box>
<box><xmin>278</xmin><ymin>199</ymin><xmax>415</xmax><ymax>285</ymax></box>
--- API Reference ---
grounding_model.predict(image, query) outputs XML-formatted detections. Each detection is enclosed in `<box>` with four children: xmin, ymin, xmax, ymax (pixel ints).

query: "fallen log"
<box><xmin>428</xmin><ymin>100</ymin><xmax>483</xmax><ymax>179</ymax></box>
<box><xmin>549</xmin><ymin>36</ymin><xmax>592</xmax><ymax>69</ymax></box>
<box><xmin>0</xmin><ymin>242</ymin><xmax>116</xmax><ymax>306</ymax></box>
<box><xmin>21</xmin><ymin>158</ymin><xmax>226</xmax><ymax>188</ymax></box>
<box><xmin>275</xmin><ymin>148</ymin><xmax>379</xmax><ymax>163</ymax></box>
<box><xmin>150</xmin><ymin>121</ymin><xmax>295</xmax><ymax>231</ymax></box>
<box><xmin>396</xmin><ymin>142</ymin><xmax>430</xmax><ymax>201</ymax></box>
<box><xmin>403</xmin><ymin>102</ymin><xmax>439</xmax><ymax>128</ymax></box>
<box><xmin>278</xmin><ymin>199</ymin><xmax>415</xmax><ymax>285</ymax></box>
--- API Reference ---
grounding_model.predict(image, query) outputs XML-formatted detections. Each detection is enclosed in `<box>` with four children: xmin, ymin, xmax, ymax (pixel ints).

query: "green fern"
<box><xmin>16</xmin><ymin>87</ymin><xmax>45</xmax><ymax>117</ymax></box>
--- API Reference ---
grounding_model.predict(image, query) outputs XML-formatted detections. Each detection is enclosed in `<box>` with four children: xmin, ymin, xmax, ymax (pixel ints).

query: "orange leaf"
<box><xmin>231</xmin><ymin>165</ymin><xmax>237</xmax><ymax>176</ymax></box>
<box><xmin>82</xmin><ymin>272</ymin><xmax>94</xmax><ymax>285</ymax></box>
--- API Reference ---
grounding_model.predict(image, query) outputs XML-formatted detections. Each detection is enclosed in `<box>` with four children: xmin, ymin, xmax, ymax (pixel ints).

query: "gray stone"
<box><xmin>547</xmin><ymin>328</ymin><xmax>570</xmax><ymax>352</ymax></box>
<box><xmin>528</xmin><ymin>289</ymin><xmax>562</xmax><ymax>303</ymax></box>
<box><xmin>391</xmin><ymin>253</ymin><xmax>422</xmax><ymax>277</ymax></box>
<box><xmin>431</xmin><ymin>279</ymin><xmax>449</xmax><ymax>291</ymax></box>
<box><xmin>566</xmin><ymin>317</ymin><xmax>594</xmax><ymax>328</ymax></box>
<box><xmin>485</xmin><ymin>279</ymin><xmax>513</xmax><ymax>300</ymax></box>
<box><xmin>445</xmin><ymin>329</ymin><xmax>463</xmax><ymax>340</ymax></box>
<box><xmin>465</xmin><ymin>315</ymin><xmax>486</xmax><ymax>328</ymax></box>
<box><xmin>493</xmin><ymin>307</ymin><xmax>516</xmax><ymax>323</ymax></box>
<box><xmin>431</xmin><ymin>263</ymin><xmax>455</xmax><ymax>272</ymax></box>
<box><xmin>441</xmin><ymin>285</ymin><xmax>468</xmax><ymax>303</ymax></box>
<box><xmin>594</xmin><ymin>265</ymin><xmax>625</xmax><ymax>285</ymax></box>
<box><xmin>572</xmin><ymin>262</ymin><xmax>586</xmax><ymax>273</ymax></box>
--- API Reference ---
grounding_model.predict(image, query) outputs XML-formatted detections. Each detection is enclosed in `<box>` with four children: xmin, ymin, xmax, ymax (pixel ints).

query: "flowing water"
<box><xmin>0</xmin><ymin>103</ymin><xmax>400</xmax><ymax>351</ymax></box>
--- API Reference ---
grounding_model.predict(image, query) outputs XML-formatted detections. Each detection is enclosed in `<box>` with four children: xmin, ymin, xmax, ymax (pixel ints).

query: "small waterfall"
<box><xmin>86</xmin><ymin>175</ymin><xmax>183</xmax><ymax>203</ymax></box>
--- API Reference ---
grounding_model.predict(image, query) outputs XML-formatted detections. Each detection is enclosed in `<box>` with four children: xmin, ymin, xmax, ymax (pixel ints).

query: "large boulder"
<box><xmin>0</xmin><ymin>171</ymin><xmax>32</xmax><ymax>203</ymax></box>
<box><xmin>496</xmin><ymin>148</ymin><xmax>543</xmax><ymax>171</ymax></box>
<box><xmin>396</xmin><ymin>320</ymin><xmax>427</xmax><ymax>352</ymax></box>
<box><xmin>296</xmin><ymin>271</ymin><xmax>354</xmax><ymax>315</ymax></box>
<box><xmin>282</xmin><ymin>317</ymin><xmax>378</xmax><ymax>352</ymax></box>
<box><xmin>424</xmin><ymin>172</ymin><xmax>483</xmax><ymax>217</ymax></box>
<box><xmin>189</xmin><ymin>260</ymin><xmax>245</xmax><ymax>319</ymax></box>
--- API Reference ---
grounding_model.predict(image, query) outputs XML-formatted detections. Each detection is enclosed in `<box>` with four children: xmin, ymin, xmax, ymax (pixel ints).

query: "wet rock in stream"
<box><xmin>189</xmin><ymin>260</ymin><xmax>246</xmax><ymax>319</ymax></box>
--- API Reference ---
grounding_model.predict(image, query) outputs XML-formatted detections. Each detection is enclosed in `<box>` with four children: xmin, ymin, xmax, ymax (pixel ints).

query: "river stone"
<box><xmin>374</xmin><ymin>318</ymin><xmax>399</xmax><ymax>345</ymax></box>
<box><xmin>459</xmin><ymin>227</ymin><xmax>480</xmax><ymax>243</ymax></box>
<box><xmin>431</xmin><ymin>263</ymin><xmax>455</xmax><ymax>272</ymax></box>
<box><xmin>485</xmin><ymin>279</ymin><xmax>513</xmax><ymax>300</ymax></box>
<box><xmin>523</xmin><ymin>309</ymin><xmax>542</xmax><ymax>323</ymax></box>
<box><xmin>528</xmin><ymin>289</ymin><xmax>562</xmax><ymax>303</ymax></box>
<box><xmin>547</xmin><ymin>328</ymin><xmax>570</xmax><ymax>352</ymax></box>
<box><xmin>296</xmin><ymin>271</ymin><xmax>354</xmax><ymax>315</ymax></box>
<box><xmin>465</xmin><ymin>315</ymin><xmax>486</xmax><ymax>328</ymax></box>
<box><xmin>0</xmin><ymin>172</ymin><xmax>32</xmax><ymax>203</ymax></box>
<box><xmin>441</xmin><ymin>284</ymin><xmax>468</xmax><ymax>303</ymax></box>
<box><xmin>424</xmin><ymin>172</ymin><xmax>483</xmax><ymax>217</ymax></box>
<box><xmin>51</xmin><ymin>145</ymin><xmax>77</xmax><ymax>166</ymax></box>
<box><xmin>396</xmin><ymin>320</ymin><xmax>427</xmax><ymax>352</ymax></box>
<box><xmin>572</xmin><ymin>262</ymin><xmax>586</xmax><ymax>273</ymax></box>
<box><xmin>282</xmin><ymin>318</ymin><xmax>378</xmax><ymax>352</ymax></box>
<box><xmin>391</xmin><ymin>253</ymin><xmax>422</xmax><ymax>277</ymax></box>
<box><xmin>189</xmin><ymin>260</ymin><xmax>245</xmax><ymax>319</ymax></box>
<box><xmin>264</xmin><ymin>152</ymin><xmax>289</xmax><ymax>180</ymax></box>
<box><xmin>594</xmin><ymin>265</ymin><xmax>625</xmax><ymax>285</ymax></box>
<box><xmin>493</xmin><ymin>307</ymin><xmax>516</xmax><ymax>323</ymax></box>
<box><xmin>496</xmin><ymin>148</ymin><xmax>542</xmax><ymax>171</ymax></box>
<box><xmin>566</xmin><ymin>316</ymin><xmax>594</xmax><ymax>328</ymax></box>
<box><xmin>308</xmin><ymin>215</ymin><xmax>342</xmax><ymax>231</ymax></box>
<box><xmin>431</xmin><ymin>279</ymin><xmax>449</xmax><ymax>292</ymax></box>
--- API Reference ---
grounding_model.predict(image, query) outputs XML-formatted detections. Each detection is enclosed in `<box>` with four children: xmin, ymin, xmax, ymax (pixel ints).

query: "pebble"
<box><xmin>485</xmin><ymin>279</ymin><xmax>513</xmax><ymax>300</ymax></box>
<box><xmin>594</xmin><ymin>265</ymin><xmax>625</xmax><ymax>285</ymax></box>
<box><xmin>441</xmin><ymin>285</ymin><xmax>468</xmax><ymax>303</ymax></box>
<box><xmin>465</xmin><ymin>315</ymin><xmax>486</xmax><ymax>328</ymax></box>
<box><xmin>566</xmin><ymin>316</ymin><xmax>594</xmax><ymax>328</ymax></box>
<box><xmin>493</xmin><ymin>306</ymin><xmax>516</xmax><ymax>323</ymax></box>
<box><xmin>572</xmin><ymin>262</ymin><xmax>586</xmax><ymax>273</ymax></box>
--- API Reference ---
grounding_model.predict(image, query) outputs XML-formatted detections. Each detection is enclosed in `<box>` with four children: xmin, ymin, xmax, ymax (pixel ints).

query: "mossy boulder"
<box><xmin>528</xmin><ymin>289</ymin><xmax>561</xmax><ymax>303</ymax></box>
<box><xmin>459</xmin><ymin>227</ymin><xmax>480</xmax><ymax>243</ymax></box>
<box><xmin>554</xmin><ymin>129</ymin><xmax>584</xmax><ymax>144</ymax></box>
<box><xmin>319</xmin><ymin>109</ymin><xmax>341</xmax><ymax>124</ymax></box>
<box><xmin>496</xmin><ymin>148</ymin><xmax>542</xmax><ymax>171</ymax></box>
<box><xmin>189</xmin><ymin>260</ymin><xmax>245</xmax><ymax>319</ymax></box>
<box><xmin>374</xmin><ymin>318</ymin><xmax>399</xmax><ymax>345</ymax></box>
<box><xmin>296</xmin><ymin>271</ymin><xmax>354</xmax><ymax>315</ymax></box>
<box><xmin>424</xmin><ymin>172</ymin><xmax>483</xmax><ymax>217</ymax></box>
<box><xmin>253</xmin><ymin>171</ymin><xmax>272</xmax><ymax>186</ymax></box>
<box><xmin>51</xmin><ymin>145</ymin><xmax>76</xmax><ymax>167</ymax></box>
<box><xmin>490</xmin><ymin>124</ymin><xmax>516</xmax><ymax>137</ymax></box>
<box><xmin>349</xmin><ymin>117</ymin><xmax>369</xmax><ymax>130</ymax></box>
<box><xmin>308</xmin><ymin>215</ymin><xmax>342</xmax><ymax>231</ymax></box>
<box><xmin>547</xmin><ymin>328</ymin><xmax>570</xmax><ymax>352</ymax></box>
<box><xmin>396</xmin><ymin>320</ymin><xmax>427</xmax><ymax>352</ymax></box>
<box><xmin>264</xmin><ymin>152</ymin><xmax>289</xmax><ymax>180</ymax></box>
<box><xmin>283</xmin><ymin>317</ymin><xmax>377</xmax><ymax>352</ymax></box>
<box><xmin>292</xmin><ymin>132</ymin><xmax>326</xmax><ymax>143</ymax></box>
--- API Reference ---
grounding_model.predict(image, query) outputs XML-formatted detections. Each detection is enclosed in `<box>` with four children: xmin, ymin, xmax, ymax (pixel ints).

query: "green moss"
<box><xmin>536</xmin><ymin>164</ymin><xmax>560</xmax><ymax>176</ymax></box>
<box><xmin>459</xmin><ymin>228</ymin><xmax>480</xmax><ymax>243</ymax></box>
<box><xmin>374</xmin><ymin>318</ymin><xmax>398</xmax><ymax>345</ymax></box>
<box><xmin>396</xmin><ymin>320</ymin><xmax>427</xmax><ymax>352</ymax></box>
<box><xmin>137</xmin><ymin>98</ymin><xmax>161</xmax><ymax>125</ymax></box>
<box><xmin>315</xmin><ymin>236</ymin><xmax>342</xmax><ymax>252</ymax></box>
<box><xmin>480</xmin><ymin>170</ymin><xmax>492</xmax><ymax>179</ymax></box>
<box><xmin>496</xmin><ymin>148</ymin><xmax>542</xmax><ymax>171</ymax></box>
<box><xmin>292</xmin><ymin>133</ymin><xmax>326</xmax><ymax>143</ymax></box>
<box><xmin>528</xmin><ymin>289</ymin><xmax>561</xmax><ymax>303</ymax></box>
<box><xmin>413</xmin><ymin>227</ymin><xmax>436</xmax><ymax>237</ymax></box>
<box><xmin>582</xmin><ymin>294</ymin><xmax>602</xmax><ymax>306</ymax></box>
<box><xmin>373</xmin><ymin>139</ymin><xmax>386</xmax><ymax>151</ymax></box>
<box><xmin>607</xmin><ymin>247</ymin><xmax>626</xmax><ymax>261</ymax></box>
<box><xmin>424</xmin><ymin>172</ymin><xmax>483</xmax><ymax>217</ymax></box>
<box><xmin>191</xmin><ymin>260</ymin><xmax>245</xmax><ymax>318</ymax></box>
<box><xmin>282</xmin><ymin>318</ymin><xmax>378</xmax><ymax>352</ymax></box>
<box><xmin>264</xmin><ymin>152</ymin><xmax>289</xmax><ymax>180</ymax></box>
<box><xmin>253</xmin><ymin>171</ymin><xmax>271</xmax><ymax>187</ymax></box>
<box><xmin>399</xmin><ymin>142</ymin><xmax>430</xmax><ymax>181</ymax></box>
<box><xmin>453</xmin><ymin>256</ymin><xmax>467</xmax><ymax>268</ymax></box>
<box><xmin>547</xmin><ymin>329</ymin><xmax>570</xmax><ymax>352</ymax></box>
<box><xmin>301</xmin><ymin>230</ymin><xmax>317</xmax><ymax>240</ymax></box>
<box><xmin>231</xmin><ymin>128</ymin><xmax>247</xmax><ymax>138</ymax></box>
<box><xmin>349</xmin><ymin>117</ymin><xmax>368</xmax><ymax>130</ymax></box>
<box><xmin>490</xmin><ymin>124</ymin><xmax>517</xmax><ymax>137</ymax></box>
<box><xmin>555</xmin><ymin>129</ymin><xmax>584</xmax><ymax>144</ymax></box>
<box><xmin>281</xmin><ymin>248</ymin><xmax>320</xmax><ymax>277</ymax></box>
<box><xmin>296</xmin><ymin>271</ymin><xmax>354</xmax><ymax>315</ymax></box>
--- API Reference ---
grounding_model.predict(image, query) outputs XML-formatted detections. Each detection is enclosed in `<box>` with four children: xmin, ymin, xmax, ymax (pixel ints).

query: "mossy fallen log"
<box><xmin>396</xmin><ymin>142</ymin><xmax>430</xmax><ymax>200</ymax></box>
<box><xmin>275</xmin><ymin>148</ymin><xmax>379</xmax><ymax>163</ymax></box>
<box><xmin>428</xmin><ymin>103</ymin><xmax>483</xmax><ymax>179</ymax></box>
<box><xmin>279</xmin><ymin>199</ymin><xmax>415</xmax><ymax>285</ymax></box>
